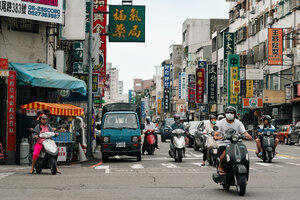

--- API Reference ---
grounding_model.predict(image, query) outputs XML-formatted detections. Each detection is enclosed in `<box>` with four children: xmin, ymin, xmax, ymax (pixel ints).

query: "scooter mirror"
<box><xmin>167</xmin><ymin>125</ymin><xmax>172</xmax><ymax>129</ymax></box>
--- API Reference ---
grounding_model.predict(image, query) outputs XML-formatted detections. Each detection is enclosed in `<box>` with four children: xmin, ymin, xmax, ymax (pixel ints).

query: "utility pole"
<box><xmin>87</xmin><ymin>0</ymin><xmax>94</xmax><ymax>159</ymax></box>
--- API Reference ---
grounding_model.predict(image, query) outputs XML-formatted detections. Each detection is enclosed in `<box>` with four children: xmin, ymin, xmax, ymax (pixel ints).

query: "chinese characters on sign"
<box><xmin>188</xmin><ymin>74</ymin><xmax>196</xmax><ymax>110</ymax></box>
<box><xmin>268</xmin><ymin>28</ymin><xmax>283</xmax><ymax>65</ymax></box>
<box><xmin>246</xmin><ymin>80</ymin><xmax>254</xmax><ymax>98</ymax></box>
<box><xmin>208</xmin><ymin>64</ymin><xmax>217</xmax><ymax>103</ymax></box>
<box><xmin>223</xmin><ymin>32</ymin><xmax>235</xmax><ymax>95</ymax></box>
<box><xmin>0</xmin><ymin>58</ymin><xmax>8</xmax><ymax>69</ymax></box>
<box><xmin>7</xmin><ymin>71</ymin><xmax>16</xmax><ymax>151</ymax></box>
<box><xmin>109</xmin><ymin>5</ymin><xmax>145</xmax><ymax>42</ymax></box>
<box><xmin>164</xmin><ymin>64</ymin><xmax>171</xmax><ymax>89</ymax></box>
<box><xmin>228</xmin><ymin>54</ymin><xmax>240</xmax><ymax>105</ymax></box>
<box><xmin>73</xmin><ymin>73</ymin><xmax>99</xmax><ymax>93</ymax></box>
<box><xmin>196</xmin><ymin>68</ymin><xmax>205</xmax><ymax>104</ymax></box>
<box><xmin>0</xmin><ymin>0</ymin><xmax>63</xmax><ymax>23</ymax></box>
<box><xmin>179</xmin><ymin>72</ymin><xmax>186</xmax><ymax>100</ymax></box>
<box><xmin>163</xmin><ymin>88</ymin><xmax>170</xmax><ymax>112</ymax></box>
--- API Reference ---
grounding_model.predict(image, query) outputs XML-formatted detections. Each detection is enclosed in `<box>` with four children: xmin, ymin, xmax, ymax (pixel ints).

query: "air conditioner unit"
<box><xmin>250</xmin><ymin>6</ymin><xmax>256</xmax><ymax>14</ymax></box>
<box><xmin>240</xmin><ymin>9</ymin><xmax>246</xmax><ymax>19</ymax></box>
<box><xmin>267</xmin><ymin>16</ymin><xmax>274</xmax><ymax>25</ymax></box>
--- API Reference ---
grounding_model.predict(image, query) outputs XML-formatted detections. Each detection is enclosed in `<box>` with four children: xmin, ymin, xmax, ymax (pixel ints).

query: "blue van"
<box><xmin>100</xmin><ymin>103</ymin><xmax>143</xmax><ymax>162</ymax></box>
<box><xmin>161</xmin><ymin>118</ymin><xmax>175</xmax><ymax>142</ymax></box>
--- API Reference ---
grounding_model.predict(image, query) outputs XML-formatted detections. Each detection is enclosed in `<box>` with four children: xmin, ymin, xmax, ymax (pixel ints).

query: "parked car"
<box><xmin>161</xmin><ymin>118</ymin><xmax>175</xmax><ymax>142</ymax></box>
<box><xmin>276</xmin><ymin>125</ymin><xmax>292</xmax><ymax>144</ymax></box>
<box><xmin>186</xmin><ymin>121</ymin><xmax>201</xmax><ymax>148</ymax></box>
<box><xmin>288</xmin><ymin>122</ymin><xmax>300</xmax><ymax>145</ymax></box>
<box><xmin>194</xmin><ymin>120</ymin><xmax>208</xmax><ymax>152</ymax></box>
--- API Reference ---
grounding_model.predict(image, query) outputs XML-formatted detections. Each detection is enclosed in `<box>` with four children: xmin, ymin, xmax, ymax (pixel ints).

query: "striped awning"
<box><xmin>21</xmin><ymin>102</ymin><xmax>84</xmax><ymax>116</ymax></box>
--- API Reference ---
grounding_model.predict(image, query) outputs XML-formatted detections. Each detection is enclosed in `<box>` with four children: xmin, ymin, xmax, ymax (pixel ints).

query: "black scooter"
<box><xmin>256</xmin><ymin>128</ymin><xmax>276</xmax><ymax>163</ymax></box>
<box><xmin>212</xmin><ymin>128</ymin><xmax>250</xmax><ymax>196</ymax></box>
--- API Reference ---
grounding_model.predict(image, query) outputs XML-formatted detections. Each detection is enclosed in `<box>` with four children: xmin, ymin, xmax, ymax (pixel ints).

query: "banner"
<box><xmin>163</xmin><ymin>64</ymin><xmax>171</xmax><ymax>88</ymax></box>
<box><xmin>228</xmin><ymin>54</ymin><xmax>240</xmax><ymax>105</ymax></box>
<box><xmin>7</xmin><ymin>71</ymin><xmax>16</xmax><ymax>151</ymax></box>
<box><xmin>246</xmin><ymin>80</ymin><xmax>253</xmax><ymax>98</ymax></box>
<box><xmin>0</xmin><ymin>0</ymin><xmax>63</xmax><ymax>23</ymax></box>
<box><xmin>188</xmin><ymin>74</ymin><xmax>196</xmax><ymax>110</ymax></box>
<box><xmin>196</xmin><ymin>68</ymin><xmax>205</xmax><ymax>104</ymax></box>
<box><xmin>268</xmin><ymin>28</ymin><xmax>283</xmax><ymax>65</ymax></box>
<box><xmin>109</xmin><ymin>5</ymin><xmax>145</xmax><ymax>42</ymax></box>
<box><xmin>163</xmin><ymin>88</ymin><xmax>170</xmax><ymax>112</ymax></box>
<box><xmin>208</xmin><ymin>64</ymin><xmax>217</xmax><ymax>103</ymax></box>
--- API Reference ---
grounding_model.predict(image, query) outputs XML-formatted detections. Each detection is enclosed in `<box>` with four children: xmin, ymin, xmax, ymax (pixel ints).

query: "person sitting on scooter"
<box><xmin>201</xmin><ymin>114</ymin><xmax>217</xmax><ymax>166</ymax></box>
<box><xmin>217</xmin><ymin>114</ymin><xmax>224</xmax><ymax>123</ymax></box>
<box><xmin>256</xmin><ymin>115</ymin><xmax>278</xmax><ymax>156</ymax></box>
<box><xmin>213</xmin><ymin>107</ymin><xmax>252</xmax><ymax>175</ymax></box>
<box><xmin>171</xmin><ymin>114</ymin><xmax>185</xmax><ymax>142</ymax></box>
<box><xmin>30</xmin><ymin>114</ymin><xmax>60</xmax><ymax>174</ymax></box>
<box><xmin>142</xmin><ymin>116</ymin><xmax>159</xmax><ymax>154</ymax></box>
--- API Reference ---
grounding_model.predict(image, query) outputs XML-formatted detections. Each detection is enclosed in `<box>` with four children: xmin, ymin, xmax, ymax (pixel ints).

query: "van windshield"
<box><xmin>165</xmin><ymin>119</ymin><xmax>175</xmax><ymax>127</ymax></box>
<box><xmin>103</xmin><ymin>113</ymin><xmax>138</xmax><ymax>129</ymax></box>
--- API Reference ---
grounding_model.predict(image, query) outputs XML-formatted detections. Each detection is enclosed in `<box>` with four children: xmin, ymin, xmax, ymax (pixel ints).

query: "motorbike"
<box><xmin>35</xmin><ymin>132</ymin><xmax>58</xmax><ymax>175</ymax></box>
<box><xmin>168</xmin><ymin>128</ymin><xmax>186</xmax><ymax>162</ymax></box>
<box><xmin>256</xmin><ymin>128</ymin><xmax>276</xmax><ymax>163</ymax></box>
<box><xmin>144</xmin><ymin>129</ymin><xmax>156</xmax><ymax>155</ymax></box>
<box><xmin>206</xmin><ymin>130</ymin><xmax>218</xmax><ymax>167</ymax></box>
<box><xmin>212</xmin><ymin>128</ymin><xmax>250</xmax><ymax>196</ymax></box>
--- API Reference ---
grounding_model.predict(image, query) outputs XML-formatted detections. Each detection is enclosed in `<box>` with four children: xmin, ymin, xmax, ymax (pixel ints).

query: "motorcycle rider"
<box><xmin>256</xmin><ymin>115</ymin><xmax>278</xmax><ymax>156</ymax></box>
<box><xmin>202</xmin><ymin>114</ymin><xmax>217</xmax><ymax>166</ymax></box>
<box><xmin>170</xmin><ymin>114</ymin><xmax>185</xmax><ymax>143</ymax></box>
<box><xmin>214</xmin><ymin>106</ymin><xmax>252</xmax><ymax>175</ymax></box>
<box><xmin>142</xmin><ymin>116</ymin><xmax>159</xmax><ymax>155</ymax></box>
<box><xmin>30</xmin><ymin>114</ymin><xmax>60</xmax><ymax>174</ymax></box>
<box><xmin>217</xmin><ymin>114</ymin><xmax>225</xmax><ymax>123</ymax></box>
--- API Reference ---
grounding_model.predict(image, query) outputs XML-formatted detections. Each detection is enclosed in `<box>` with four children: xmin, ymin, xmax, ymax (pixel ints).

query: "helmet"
<box><xmin>146</xmin><ymin>116</ymin><xmax>151</xmax><ymax>122</ymax></box>
<box><xmin>262</xmin><ymin>115</ymin><xmax>271</xmax><ymax>122</ymax></box>
<box><xmin>225</xmin><ymin>106</ymin><xmax>237</xmax><ymax>115</ymax></box>
<box><xmin>40</xmin><ymin>114</ymin><xmax>47</xmax><ymax>119</ymax></box>
<box><xmin>174</xmin><ymin>114</ymin><xmax>180</xmax><ymax>120</ymax></box>
<box><xmin>218</xmin><ymin>115</ymin><xmax>224</xmax><ymax>120</ymax></box>
<box><xmin>209</xmin><ymin>114</ymin><xmax>217</xmax><ymax>120</ymax></box>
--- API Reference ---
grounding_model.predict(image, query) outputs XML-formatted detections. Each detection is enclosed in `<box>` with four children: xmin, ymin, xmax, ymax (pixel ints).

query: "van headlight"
<box><xmin>132</xmin><ymin>136</ymin><xmax>138</xmax><ymax>142</ymax></box>
<box><xmin>103</xmin><ymin>137</ymin><xmax>110</xmax><ymax>143</ymax></box>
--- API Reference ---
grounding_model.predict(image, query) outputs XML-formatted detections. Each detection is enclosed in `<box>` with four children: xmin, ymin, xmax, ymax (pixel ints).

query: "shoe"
<box><xmin>156</xmin><ymin>146</ymin><xmax>160</xmax><ymax>149</ymax></box>
<box><xmin>258</xmin><ymin>152</ymin><xmax>262</xmax><ymax>156</ymax></box>
<box><xmin>142</xmin><ymin>152</ymin><xmax>145</xmax><ymax>155</ymax></box>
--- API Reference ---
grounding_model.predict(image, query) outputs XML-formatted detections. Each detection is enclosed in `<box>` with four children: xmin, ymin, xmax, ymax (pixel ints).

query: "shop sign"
<box><xmin>272</xmin><ymin>108</ymin><xmax>279</xmax><ymax>116</ymax></box>
<box><xmin>0</xmin><ymin>58</ymin><xmax>8</xmax><ymax>69</ymax></box>
<box><xmin>285</xmin><ymin>85</ymin><xmax>292</xmax><ymax>100</ymax></box>
<box><xmin>163</xmin><ymin>88</ymin><xmax>170</xmax><ymax>112</ymax></box>
<box><xmin>264</xmin><ymin>90</ymin><xmax>285</xmax><ymax>104</ymax></box>
<box><xmin>57</xmin><ymin>146</ymin><xmax>67</xmax><ymax>162</ymax></box>
<box><xmin>240</xmin><ymin>68</ymin><xmax>246</xmax><ymax>81</ymax></box>
<box><xmin>7</xmin><ymin>71</ymin><xmax>16</xmax><ymax>151</ymax></box>
<box><xmin>243</xmin><ymin>98</ymin><xmax>263</xmax><ymax>108</ymax></box>
<box><xmin>246</xmin><ymin>68</ymin><xmax>264</xmax><ymax>80</ymax></box>
<box><xmin>188</xmin><ymin>74</ymin><xmax>196</xmax><ymax>110</ymax></box>
<box><xmin>157</xmin><ymin>99</ymin><xmax>162</xmax><ymax>115</ymax></box>
<box><xmin>223</xmin><ymin>32</ymin><xmax>235</xmax><ymax>94</ymax></box>
<box><xmin>73</xmin><ymin>42</ymin><xmax>84</xmax><ymax>60</ymax></box>
<box><xmin>228</xmin><ymin>54</ymin><xmax>240</xmax><ymax>105</ymax></box>
<box><xmin>109</xmin><ymin>5</ymin><xmax>145</xmax><ymax>42</ymax></box>
<box><xmin>0</xmin><ymin>0</ymin><xmax>63</xmax><ymax>23</ymax></box>
<box><xmin>200</xmin><ymin>104</ymin><xmax>208</xmax><ymax>113</ymax></box>
<box><xmin>208</xmin><ymin>64</ymin><xmax>217</xmax><ymax>103</ymax></box>
<box><xmin>246</xmin><ymin>80</ymin><xmax>253</xmax><ymax>98</ymax></box>
<box><xmin>268</xmin><ymin>28</ymin><xmax>283</xmax><ymax>65</ymax></box>
<box><xmin>179</xmin><ymin>72</ymin><xmax>186</xmax><ymax>100</ymax></box>
<box><xmin>198</xmin><ymin>61</ymin><xmax>207</xmax><ymax>69</ymax></box>
<box><xmin>163</xmin><ymin>64</ymin><xmax>171</xmax><ymax>88</ymax></box>
<box><xmin>73</xmin><ymin>73</ymin><xmax>99</xmax><ymax>93</ymax></box>
<box><xmin>73</xmin><ymin>62</ymin><xmax>87</xmax><ymax>73</ymax></box>
<box><xmin>0</xmin><ymin>70</ymin><xmax>9</xmax><ymax>77</ymax></box>
<box><xmin>26</xmin><ymin>109</ymin><xmax>37</xmax><ymax>116</ymax></box>
<box><xmin>233</xmin><ymin>80</ymin><xmax>240</xmax><ymax>94</ymax></box>
<box><xmin>196</xmin><ymin>68</ymin><xmax>205</xmax><ymax>104</ymax></box>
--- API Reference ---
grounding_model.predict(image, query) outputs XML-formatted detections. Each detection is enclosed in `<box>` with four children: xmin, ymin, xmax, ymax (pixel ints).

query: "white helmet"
<box><xmin>146</xmin><ymin>116</ymin><xmax>151</xmax><ymax>121</ymax></box>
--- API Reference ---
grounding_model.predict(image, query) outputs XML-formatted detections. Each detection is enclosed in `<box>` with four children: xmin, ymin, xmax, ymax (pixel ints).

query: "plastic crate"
<box><xmin>53</xmin><ymin>132</ymin><xmax>72</xmax><ymax>142</ymax></box>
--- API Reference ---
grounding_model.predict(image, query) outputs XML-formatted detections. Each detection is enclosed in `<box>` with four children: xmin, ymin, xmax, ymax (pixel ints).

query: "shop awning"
<box><xmin>9</xmin><ymin>62</ymin><xmax>86</xmax><ymax>96</ymax></box>
<box><xmin>21</xmin><ymin>102</ymin><xmax>84</xmax><ymax>116</ymax></box>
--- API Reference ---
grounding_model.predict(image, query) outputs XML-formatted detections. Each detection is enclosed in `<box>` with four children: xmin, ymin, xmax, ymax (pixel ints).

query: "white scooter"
<box><xmin>168</xmin><ymin>128</ymin><xmax>186</xmax><ymax>162</ymax></box>
<box><xmin>35</xmin><ymin>132</ymin><xmax>58</xmax><ymax>175</ymax></box>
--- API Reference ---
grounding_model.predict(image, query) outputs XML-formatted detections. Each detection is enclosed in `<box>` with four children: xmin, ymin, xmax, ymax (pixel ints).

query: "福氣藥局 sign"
<box><xmin>0</xmin><ymin>0</ymin><xmax>63</xmax><ymax>24</ymax></box>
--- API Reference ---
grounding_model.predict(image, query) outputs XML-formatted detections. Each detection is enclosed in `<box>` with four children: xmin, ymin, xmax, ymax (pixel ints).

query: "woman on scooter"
<box><xmin>30</xmin><ymin>114</ymin><xmax>60</xmax><ymax>174</ymax></box>
<box><xmin>201</xmin><ymin>114</ymin><xmax>217</xmax><ymax>166</ymax></box>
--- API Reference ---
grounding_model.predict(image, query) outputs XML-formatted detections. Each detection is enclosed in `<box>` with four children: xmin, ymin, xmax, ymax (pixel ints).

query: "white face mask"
<box><xmin>226</xmin><ymin>113</ymin><xmax>234</xmax><ymax>121</ymax></box>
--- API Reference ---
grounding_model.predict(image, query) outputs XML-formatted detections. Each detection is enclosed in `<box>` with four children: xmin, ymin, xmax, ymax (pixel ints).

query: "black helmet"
<box><xmin>174</xmin><ymin>114</ymin><xmax>180</xmax><ymax>120</ymax></box>
<box><xmin>262</xmin><ymin>115</ymin><xmax>271</xmax><ymax>122</ymax></box>
<box><xmin>225</xmin><ymin>106</ymin><xmax>237</xmax><ymax>115</ymax></box>
<box><xmin>209</xmin><ymin>114</ymin><xmax>217</xmax><ymax>120</ymax></box>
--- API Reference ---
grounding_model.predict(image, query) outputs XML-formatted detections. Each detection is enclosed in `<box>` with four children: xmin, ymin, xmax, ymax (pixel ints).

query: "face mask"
<box><xmin>211</xmin><ymin>120</ymin><xmax>216</xmax><ymax>125</ymax></box>
<box><xmin>226</xmin><ymin>113</ymin><xmax>234</xmax><ymax>121</ymax></box>
<box><xmin>175</xmin><ymin>119</ymin><xmax>180</xmax><ymax>123</ymax></box>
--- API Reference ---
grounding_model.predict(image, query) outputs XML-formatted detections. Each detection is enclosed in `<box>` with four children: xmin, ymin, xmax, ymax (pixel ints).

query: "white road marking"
<box><xmin>95</xmin><ymin>165</ymin><xmax>110</xmax><ymax>173</ymax></box>
<box><xmin>114</xmin><ymin>155</ymin><xmax>120</xmax><ymax>159</ymax></box>
<box><xmin>189</xmin><ymin>152</ymin><xmax>202</xmax><ymax>158</ymax></box>
<box><xmin>161</xmin><ymin>163</ymin><xmax>179</xmax><ymax>168</ymax></box>
<box><xmin>185</xmin><ymin>153</ymin><xmax>192</xmax><ymax>157</ymax></box>
<box><xmin>192</xmin><ymin>163</ymin><xmax>205</xmax><ymax>167</ymax></box>
<box><xmin>0</xmin><ymin>173</ymin><xmax>14</xmax><ymax>181</ymax></box>
<box><xmin>286</xmin><ymin>162</ymin><xmax>300</xmax><ymax>166</ymax></box>
<box><xmin>255</xmin><ymin>162</ymin><xmax>272</xmax><ymax>167</ymax></box>
<box><xmin>130</xmin><ymin>164</ymin><xmax>144</xmax><ymax>169</ymax></box>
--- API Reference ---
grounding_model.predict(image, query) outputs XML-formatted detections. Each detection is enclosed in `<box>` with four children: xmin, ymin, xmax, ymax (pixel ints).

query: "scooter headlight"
<box><xmin>266</xmin><ymin>131</ymin><xmax>271</xmax><ymax>136</ymax></box>
<box><xmin>232</xmin><ymin>134</ymin><xmax>239</xmax><ymax>142</ymax></box>
<box><xmin>103</xmin><ymin>137</ymin><xmax>110</xmax><ymax>143</ymax></box>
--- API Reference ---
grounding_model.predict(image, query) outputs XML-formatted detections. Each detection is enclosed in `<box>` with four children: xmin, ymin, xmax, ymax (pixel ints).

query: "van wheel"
<box><xmin>288</xmin><ymin>136</ymin><xmax>295</xmax><ymax>145</ymax></box>
<box><xmin>137</xmin><ymin>153</ymin><xmax>141</xmax><ymax>161</ymax></box>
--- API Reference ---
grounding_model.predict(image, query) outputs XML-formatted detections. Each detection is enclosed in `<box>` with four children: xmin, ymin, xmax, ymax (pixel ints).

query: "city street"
<box><xmin>1</xmin><ymin>136</ymin><xmax>300</xmax><ymax>200</ymax></box>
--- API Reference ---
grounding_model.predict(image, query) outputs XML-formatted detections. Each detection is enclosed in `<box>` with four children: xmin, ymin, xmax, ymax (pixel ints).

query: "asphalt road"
<box><xmin>1</xmin><ymin>136</ymin><xmax>300</xmax><ymax>200</ymax></box>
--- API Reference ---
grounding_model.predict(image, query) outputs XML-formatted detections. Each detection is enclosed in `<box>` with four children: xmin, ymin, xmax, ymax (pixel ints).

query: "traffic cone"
<box><xmin>78</xmin><ymin>143</ymin><xmax>87</xmax><ymax>162</ymax></box>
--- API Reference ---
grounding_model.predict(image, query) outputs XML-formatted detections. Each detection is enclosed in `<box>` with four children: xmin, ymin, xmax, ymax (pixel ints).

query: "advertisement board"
<box><xmin>243</xmin><ymin>98</ymin><xmax>263</xmax><ymax>108</ymax></box>
<box><xmin>268</xmin><ymin>28</ymin><xmax>283</xmax><ymax>65</ymax></box>
<box><xmin>73</xmin><ymin>73</ymin><xmax>99</xmax><ymax>93</ymax></box>
<box><xmin>188</xmin><ymin>74</ymin><xmax>196</xmax><ymax>110</ymax></box>
<box><xmin>0</xmin><ymin>0</ymin><xmax>63</xmax><ymax>23</ymax></box>
<box><xmin>208</xmin><ymin>64</ymin><xmax>217</xmax><ymax>103</ymax></box>
<box><xmin>264</xmin><ymin>90</ymin><xmax>285</xmax><ymax>104</ymax></box>
<box><xmin>228</xmin><ymin>54</ymin><xmax>240</xmax><ymax>105</ymax></box>
<box><xmin>196</xmin><ymin>68</ymin><xmax>205</xmax><ymax>104</ymax></box>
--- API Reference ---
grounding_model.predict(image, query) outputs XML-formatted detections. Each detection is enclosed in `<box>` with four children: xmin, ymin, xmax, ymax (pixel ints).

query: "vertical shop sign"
<box><xmin>179</xmin><ymin>72</ymin><xmax>186</xmax><ymax>100</ymax></box>
<box><xmin>179</xmin><ymin>72</ymin><xmax>182</xmax><ymax>99</ymax></box>
<box><xmin>157</xmin><ymin>99</ymin><xmax>162</xmax><ymax>115</ymax></box>
<box><xmin>196</xmin><ymin>68</ymin><xmax>205</xmax><ymax>104</ymax></box>
<box><xmin>188</xmin><ymin>74</ymin><xmax>196</xmax><ymax>110</ymax></box>
<box><xmin>109</xmin><ymin>5</ymin><xmax>145</xmax><ymax>42</ymax></box>
<box><xmin>163</xmin><ymin>88</ymin><xmax>170</xmax><ymax>112</ymax></box>
<box><xmin>246</xmin><ymin>80</ymin><xmax>254</xmax><ymax>98</ymax></box>
<box><xmin>208</xmin><ymin>64</ymin><xmax>217</xmax><ymax>103</ymax></box>
<box><xmin>223</xmin><ymin>32</ymin><xmax>235</xmax><ymax>95</ymax></box>
<box><xmin>73</xmin><ymin>73</ymin><xmax>99</xmax><ymax>93</ymax></box>
<box><xmin>228</xmin><ymin>54</ymin><xmax>240</xmax><ymax>105</ymax></box>
<box><xmin>7</xmin><ymin>71</ymin><xmax>16</xmax><ymax>151</ymax></box>
<box><xmin>268</xmin><ymin>28</ymin><xmax>283</xmax><ymax>65</ymax></box>
<box><xmin>164</xmin><ymin>64</ymin><xmax>171</xmax><ymax>88</ymax></box>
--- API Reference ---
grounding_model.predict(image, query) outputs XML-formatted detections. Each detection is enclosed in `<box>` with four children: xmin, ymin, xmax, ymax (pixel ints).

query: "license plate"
<box><xmin>213</xmin><ymin>149</ymin><xmax>218</xmax><ymax>154</ymax></box>
<box><xmin>116</xmin><ymin>142</ymin><xmax>126</xmax><ymax>148</ymax></box>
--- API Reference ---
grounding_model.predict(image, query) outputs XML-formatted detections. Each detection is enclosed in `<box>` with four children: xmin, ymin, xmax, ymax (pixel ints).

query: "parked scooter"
<box><xmin>256</xmin><ymin>128</ymin><xmax>276</xmax><ymax>163</ymax></box>
<box><xmin>212</xmin><ymin>128</ymin><xmax>250</xmax><ymax>196</ymax></box>
<box><xmin>144</xmin><ymin>129</ymin><xmax>156</xmax><ymax>155</ymax></box>
<box><xmin>168</xmin><ymin>128</ymin><xmax>186</xmax><ymax>162</ymax></box>
<box><xmin>35</xmin><ymin>132</ymin><xmax>58</xmax><ymax>175</ymax></box>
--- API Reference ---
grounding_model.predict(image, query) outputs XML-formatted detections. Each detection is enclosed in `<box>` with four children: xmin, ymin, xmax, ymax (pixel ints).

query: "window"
<box><xmin>103</xmin><ymin>113</ymin><xmax>138</xmax><ymax>129</ymax></box>
<box><xmin>271</xmin><ymin>74</ymin><xmax>280</xmax><ymax>90</ymax></box>
<box><xmin>10</xmin><ymin>18</ymin><xmax>39</xmax><ymax>33</ymax></box>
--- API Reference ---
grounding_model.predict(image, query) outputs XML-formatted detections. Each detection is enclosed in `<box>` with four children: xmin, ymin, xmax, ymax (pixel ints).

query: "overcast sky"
<box><xmin>107</xmin><ymin>0</ymin><xmax>229</xmax><ymax>93</ymax></box>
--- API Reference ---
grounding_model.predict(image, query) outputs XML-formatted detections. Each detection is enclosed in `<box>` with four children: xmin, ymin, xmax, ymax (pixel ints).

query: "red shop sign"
<box><xmin>7</xmin><ymin>71</ymin><xmax>16</xmax><ymax>151</ymax></box>
<box><xmin>0</xmin><ymin>58</ymin><xmax>8</xmax><ymax>70</ymax></box>
<box><xmin>196</xmin><ymin>68</ymin><xmax>205</xmax><ymax>104</ymax></box>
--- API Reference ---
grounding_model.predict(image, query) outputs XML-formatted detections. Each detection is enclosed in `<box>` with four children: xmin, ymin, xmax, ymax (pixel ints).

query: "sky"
<box><xmin>107</xmin><ymin>0</ymin><xmax>229</xmax><ymax>93</ymax></box>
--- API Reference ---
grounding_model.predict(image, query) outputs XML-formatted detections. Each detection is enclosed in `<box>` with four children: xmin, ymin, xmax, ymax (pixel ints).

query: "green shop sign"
<box><xmin>109</xmin><ymin>5</ymin><xmax>145</xmax><ymax>42</ymax></box>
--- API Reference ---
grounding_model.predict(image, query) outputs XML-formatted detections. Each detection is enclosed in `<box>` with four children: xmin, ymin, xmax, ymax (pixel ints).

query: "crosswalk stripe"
<box><xmin>189</xmin><ymin>152</ymin><xmax>202</xmax><ymax>158</ymax></box>
<box><xmin>0</xmin><ymin>173</ymin><xmax>14</xmax><ymax>181</ymax></box>
<box><xmin>95</xmin><ymin>165</ymin><xmax>110</xmax><ymax>173</ymax></box>
<box><xmin>286</xmin><ymin>162</ymin><xmax>300</xmax><ymax>166</ymax></box>
<box><xmin>192</xmin><ymin>163</ymin><xmax>205</xmax><ymax>167</ymax></box>
<box><xmin>161</xmin><ymin>163</ymin><xmax>179</xmax><ymax>168</ymax></box>
<box><xmin>130</xmin><ymin>164</ymin><xmax>144</xmax><ymax>169</ymax></box>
